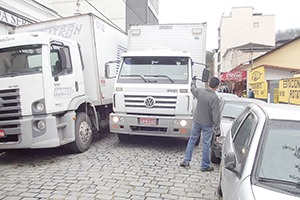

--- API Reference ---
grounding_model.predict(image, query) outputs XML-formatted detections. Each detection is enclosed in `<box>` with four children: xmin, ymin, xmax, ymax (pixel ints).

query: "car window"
<box><xmin>233</xmin><ymin>112</ymin><xmax>257</xmax><ymax>169</ymax></box>
<box><xmin>257</xmin><ymin>120</ymin><xmax>300</xmax><ymax>184</ymax></box>
<box><xmin>221</xmin><ymin>101</ymin><xmax>248</xmax><ymax>119</ymax></box>
<box><xmin>230</xmin><ymin>107</ymin><xmax>251</xmax><ymax>138</ymax></box>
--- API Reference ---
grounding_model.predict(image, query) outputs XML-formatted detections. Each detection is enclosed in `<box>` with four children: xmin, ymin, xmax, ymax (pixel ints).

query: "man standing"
<box><xmin>180</xmin><ymin>77</ymin><xmax>221</xmax><ymax>172</ymax></box>
<box><xmin>248</xmin><ymin>87</ymin><xmax>254</xmax><ymax>98</ymax></box>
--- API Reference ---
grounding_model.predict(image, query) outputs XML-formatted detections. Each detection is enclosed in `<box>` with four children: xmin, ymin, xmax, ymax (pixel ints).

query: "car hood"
<box><xmin>220</xmin><ymin>118</ymin><xmax>234</xmax><ymax>137</ymax></box>
<box><xmin>252</xmin><ymin>185</ymin><xmax>300</xmax><ymax>200</ymax></box>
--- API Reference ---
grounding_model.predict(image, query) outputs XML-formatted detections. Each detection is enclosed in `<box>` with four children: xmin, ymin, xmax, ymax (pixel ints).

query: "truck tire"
<box><xmin>69</xmin><ymin>112</ymin><xmax>93</xmax><ymax>153</ymax></box>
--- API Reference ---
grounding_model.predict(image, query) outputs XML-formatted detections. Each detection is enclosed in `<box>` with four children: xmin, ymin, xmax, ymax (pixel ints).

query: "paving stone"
<box><xmin>0</xmin><ymin>133</ymin><xmax>221</xmax><ymax>200</ymax></box>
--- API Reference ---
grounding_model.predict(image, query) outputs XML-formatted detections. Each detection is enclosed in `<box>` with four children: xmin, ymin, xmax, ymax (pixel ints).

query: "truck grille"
<box><xmin>124</xmin><ymin>95</ymin><xmax>177</xmax><ymax>109</ymax></box>
<box><xmin>0</xmin><ymin>89</ymin><xmax>22</xmax><ymax>143</ymax></box>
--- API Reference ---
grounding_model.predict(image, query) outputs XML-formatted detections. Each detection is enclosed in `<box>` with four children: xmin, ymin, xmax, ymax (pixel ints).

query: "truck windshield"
<box><xmin>118</xmin><ymin>56</ymin><xmax>189</xmax><ymax>84</ymax></box>
<box><xmin>0</xmin><ymin>45</ymin><xmax>42</xmax><ymax>78</ymax></box>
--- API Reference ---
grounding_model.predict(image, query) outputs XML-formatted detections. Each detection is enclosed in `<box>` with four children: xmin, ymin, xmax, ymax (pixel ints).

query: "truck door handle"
<box><xmin>75</xmin><ymin>81</ymin><xmax>79</xmax><ymax>92</ymax></box>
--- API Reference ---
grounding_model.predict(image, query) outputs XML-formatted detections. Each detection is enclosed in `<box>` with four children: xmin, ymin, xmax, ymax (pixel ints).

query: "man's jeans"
<box><xmin>183</xmin><ymin>121</ymin><xmax>213</xmax><ymax>168</ymax></box>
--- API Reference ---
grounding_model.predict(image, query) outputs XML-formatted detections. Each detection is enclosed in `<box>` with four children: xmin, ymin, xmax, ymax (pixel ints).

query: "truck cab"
<box><xmin>109</xmin><ymin>49</ymin><xmax>209</xmax><ymax>140</ymax></box>
<box><xmin>0</xmin><ymin>32</ymin><xmax>89</xmax><ymax>151</ymax></box>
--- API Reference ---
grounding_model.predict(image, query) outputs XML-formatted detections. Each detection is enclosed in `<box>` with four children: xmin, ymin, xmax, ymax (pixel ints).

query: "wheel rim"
<box><xmin>78</xmin><ymin>121</ymin><xmax>92</xmax><ymax>144</ymax></box>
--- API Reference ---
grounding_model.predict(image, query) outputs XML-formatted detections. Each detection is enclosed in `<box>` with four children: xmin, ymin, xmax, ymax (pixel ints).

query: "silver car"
<box><xmin>218</xmin><ymin>102</ymin><xmax>300</xmax><ymax>200</ymax></box>
<box><xmin>211</xmin><ymin>96</ymin><xmax>265</xmax><ymax>163</ymax></box>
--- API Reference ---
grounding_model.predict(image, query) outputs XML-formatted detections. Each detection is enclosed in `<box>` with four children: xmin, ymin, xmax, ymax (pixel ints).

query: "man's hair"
<box><xmin>209</xmin><ymin>77</ymin><xmax>220</xmax><ymax>89</ymax></box>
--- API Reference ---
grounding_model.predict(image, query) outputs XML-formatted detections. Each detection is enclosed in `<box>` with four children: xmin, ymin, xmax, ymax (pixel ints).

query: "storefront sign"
<box><xmin>0</xmin><ymin>8</ymin><xmax>32</xmax><ymax>27</ymax></box>
<box><xmin>220</xmin><ymin>71</ymin><xmax>247</xmax><ymax>81</ymax></box>
<box><xmin>250</xmin><ymin>82</ymin><xmax>268</xmax><ymax>99</ymax></box>
<box><xmin>250</xmin><ymin>66</ymin><xmax>265</xmax><ymax>84</ymax></box>
<box><xmin>279</xmin><ymin>78</ymin><xmax>300</xmax><ymax>105</ymax></box>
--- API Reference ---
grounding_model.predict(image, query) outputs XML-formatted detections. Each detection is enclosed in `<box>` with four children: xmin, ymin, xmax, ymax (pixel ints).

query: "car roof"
<box><xmin>253</xmin><ymin>103</ymin><xmax>300</xmax><ymax>121</ymax></box>
<box><xmin>220</xmin><ymin>96</ymin><xmax>266</xmax><ymax>104</ymax></box>
<box><xmin>216</xmin><ymin>92</ymin><xmax>239</xmax><ymax>99</ymax></box>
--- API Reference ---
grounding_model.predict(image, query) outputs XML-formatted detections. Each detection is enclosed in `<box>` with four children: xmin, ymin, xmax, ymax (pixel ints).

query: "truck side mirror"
<box><xmin>202</xmin><ymin>68</ymin><xmax>210</xmax><ymax>82</ymax></box>
<box><xmin>105</xmin><ymin>60</ymin><xmax>119</xmax><ymax>79</ymax></box>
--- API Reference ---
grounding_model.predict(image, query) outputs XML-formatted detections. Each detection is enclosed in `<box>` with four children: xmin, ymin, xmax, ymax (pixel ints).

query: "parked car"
<box><xmin>216</xmin><ymin>92</ymin><xmax>239</xmax><ymax>99</ymax></box>
<box><xmin>218</xmin><ymin>102</ymin><xmax>300</xmax><ymax>200</ymax></box>
<box><xmin>211</xmin><ymin>96</ymin><xmax>265</xmax><ymax>163</ymax></box>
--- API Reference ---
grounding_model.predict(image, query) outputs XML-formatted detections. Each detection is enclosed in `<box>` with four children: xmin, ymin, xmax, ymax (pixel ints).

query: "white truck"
<box><xmin>107</xmin><ymin>23</ymin><xmax>209</xmax><ymax>141</ymax></box>
<box><xmin>0</xmin><ymin>13</ymin><xmax>127</xmax><ymax>152</ymax></box>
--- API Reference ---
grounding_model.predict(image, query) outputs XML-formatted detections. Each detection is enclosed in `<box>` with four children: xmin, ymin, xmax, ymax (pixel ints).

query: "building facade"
<box><xmin>51</xmin><ymin>0</ymin><xmax>159</xmax><ymax>33</ymax></box>
<box><xmin>0</xmin><ymin>0</ymin><xmax>61</xmax><ymax>35</ymax></box>
<box><xmin>215</xmin><ymin>7</ymin><xmax>275</xmax><ymax>77</ymax></box>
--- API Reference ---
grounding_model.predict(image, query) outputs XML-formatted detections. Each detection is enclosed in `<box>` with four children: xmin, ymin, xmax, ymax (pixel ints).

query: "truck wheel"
<box><xmin>69</xmin><ymin>112</ymin><xmax>93</xmax><ymax>153</ymax></box>
<box><xmin>118</xmin><ymin>133</ymin><xmax>130</xmax><ymax>141</ymax></box>
<box><xmin>210</xmin><ymin>148</ymin><xmax>221</xmax><ymax>164</ymax></box>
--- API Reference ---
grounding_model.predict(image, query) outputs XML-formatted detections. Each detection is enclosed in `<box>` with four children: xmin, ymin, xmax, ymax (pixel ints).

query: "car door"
<box><xmin>222</xmin><ymin>108</ymin><xmax>258</xmax><ymax>199</ymax></box>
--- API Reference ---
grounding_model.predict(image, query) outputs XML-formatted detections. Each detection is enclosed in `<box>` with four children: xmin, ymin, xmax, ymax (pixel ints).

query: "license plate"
<box><xmin>140</xmin><ymin>118</ymin><xmax>156</xmax><ymax>125</ymax></box>
<box><xmin>0</xmin><ymin>130</ymin><xmax>4</xmax><ymax>137</ymax></box>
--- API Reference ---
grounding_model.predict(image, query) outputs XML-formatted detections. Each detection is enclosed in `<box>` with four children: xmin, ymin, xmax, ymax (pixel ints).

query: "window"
<box><xmin>50</xmin><ymin>44</ymin><xmax>72</xmax><ymax>76</ymax></box>
<box><xmin>230</xmin><ymin>107</ymin><xmax>251</xmax><ymax>138</ymax></box>
<box><xmin>233</xmin><ymin>113</ymin><xmax>256</xmax><ymax>170</ymax></box>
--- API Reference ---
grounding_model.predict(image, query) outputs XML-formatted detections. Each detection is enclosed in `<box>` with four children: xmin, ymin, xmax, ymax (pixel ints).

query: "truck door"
<box><xmin>47</xmin><ymin>42</ymin><xmax>79</xmax><ymax>113</ymax></box>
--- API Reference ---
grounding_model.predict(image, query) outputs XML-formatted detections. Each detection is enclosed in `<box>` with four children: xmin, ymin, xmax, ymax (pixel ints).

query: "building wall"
<box><xmin>51</xmin><ymin>0</ymin><xmax>126</xmax><ymax>31</ymax></box>
<box><xmin>51</xmin><ymin>0</ymin><xmax>159</xmax><ymax>33</ymax></box>
<box><xmin>0</xmin><ymin>0</ymin><xmax>60</xmax><ymax>35</ymax></box>
<box><xmin>249</xmin><ymin>39</ymin><xmax>300</xmax><ymax>70</ymax></box>
<box><xmin>217</xmin><ymin>7</ymin><xmax>275</xmax><ymax>74</ymax></box>
<box><xmin>126</xmin><ymin>0</ymin><xmax>158</xmax><ymax>31</ymax></box>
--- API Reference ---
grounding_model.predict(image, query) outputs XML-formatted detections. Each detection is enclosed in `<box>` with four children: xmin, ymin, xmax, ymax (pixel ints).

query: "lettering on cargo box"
<box><xmin>34</xmin><ymin>23</ymin><xmax>83</xmax><ymax>38</ymax></box>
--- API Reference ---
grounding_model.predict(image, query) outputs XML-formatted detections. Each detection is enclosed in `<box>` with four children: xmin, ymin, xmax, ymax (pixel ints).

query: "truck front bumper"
<box><xmin>109</xmin><ymin>113</ymin><xmax>192</xmax><ymax>138</ymax></box>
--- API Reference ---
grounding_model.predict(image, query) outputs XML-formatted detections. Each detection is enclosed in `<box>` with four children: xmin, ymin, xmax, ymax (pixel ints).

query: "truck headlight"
<box><xmin>37</xmin><ymin>120</ymin><xmax>46</xmax><ymax>130</ymax></box>
<box><xmin>36</xmin><ymin>102</ymin><xmax>45</xmax><ymax>111</ymax></box>
<box><xmin>180</xmin><ymin>120</ymin><xmax>188</xmax><ymax>127</ymax></box>
<box><xmin>112</xmin><ymin>116</ymin><xmax>119</xmax><ymax>123</ymax></box>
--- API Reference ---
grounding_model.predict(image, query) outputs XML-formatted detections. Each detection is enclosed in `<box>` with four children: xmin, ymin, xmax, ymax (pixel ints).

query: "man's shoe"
<box><xmin>200</xmin><ymin>166</ymin><xmax>214</xmax><ymax>172</ymax></box>
<box><xmin>180</xmin><ymin>161</ymin><xmax>190</xmax><ymax>167</ymax></box>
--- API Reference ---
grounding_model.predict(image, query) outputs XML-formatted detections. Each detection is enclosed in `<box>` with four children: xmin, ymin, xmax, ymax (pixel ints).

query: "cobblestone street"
<box><xmin>0</xmin><ymin>133</ymin><xmax>221</xmax><ymax>200</ymax></box>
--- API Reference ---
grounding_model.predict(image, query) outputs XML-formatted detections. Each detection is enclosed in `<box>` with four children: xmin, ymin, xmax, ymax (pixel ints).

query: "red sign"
<box><xmin>220</xmin><ymin>71</ymin><xmax>247</xmax><ymax>81</ymax></box>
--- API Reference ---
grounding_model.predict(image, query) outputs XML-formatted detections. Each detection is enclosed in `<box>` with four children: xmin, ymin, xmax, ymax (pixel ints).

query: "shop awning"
<box><xmin>220</xmin><ymin>71</ymin><xmax>247</xmax><ymax>82</ymax></box>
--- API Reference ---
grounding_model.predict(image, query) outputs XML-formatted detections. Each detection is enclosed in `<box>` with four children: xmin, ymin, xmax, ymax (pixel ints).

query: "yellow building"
<box><xmin>247</xmin><ymin>36</ymin><xmax>300</xmax><ymax>104</ymax></box>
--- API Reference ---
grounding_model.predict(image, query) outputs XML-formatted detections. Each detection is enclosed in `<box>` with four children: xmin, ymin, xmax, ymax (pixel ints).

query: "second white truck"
<box><xmin>108</xmin><ymin>23</ymin><xmax>209</xmax><ymax>141</ymax></box>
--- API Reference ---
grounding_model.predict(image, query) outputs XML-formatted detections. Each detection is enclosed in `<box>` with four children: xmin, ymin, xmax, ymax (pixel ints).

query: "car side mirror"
<box><xmin>224</xmin><ymin>151</ymin><xmax>242</xmax><ymax>178</ymax></box>
<box><xmin>202</xmin><ymin>68</ymin><xmax>210</xmax><ymax>82</ymax></box>
<box><xmin>224</xmin><ymin>151</ymin><xmax>236</xmax><ymax>169</ymax></box>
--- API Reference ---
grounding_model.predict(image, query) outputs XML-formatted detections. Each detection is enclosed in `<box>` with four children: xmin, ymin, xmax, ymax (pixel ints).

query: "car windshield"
<box><xmin>221</xmin><ymin>101</ymin><xmax>249</xmax><ymax>119</ymax></box>
<box><xmin>117</xmin><ymin>56</ymin><xmax>189</xmax><ymax>84</ymax></box>
<box><xmin>257</xmin><ymin>120</ymin><xmax>300</xmax><ymax>186</ymax></box>
<box><xmin>0</xmin><ymin>45</ymin><xmax>42</xmax><ymax>77</ymax></box>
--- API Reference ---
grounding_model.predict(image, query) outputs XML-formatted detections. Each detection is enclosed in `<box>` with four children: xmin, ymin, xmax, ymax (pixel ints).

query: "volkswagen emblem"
<box><xmin>144</xmin><ymin>96</ymin><xmax>155</xmax><ymax>108</ymax></box>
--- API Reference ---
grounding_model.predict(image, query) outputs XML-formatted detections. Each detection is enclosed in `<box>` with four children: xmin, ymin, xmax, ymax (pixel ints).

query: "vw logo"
<box><xmin>144</xmin><ymin>96</ymin><xmax>155</xmax><ymax>108</ymax></box>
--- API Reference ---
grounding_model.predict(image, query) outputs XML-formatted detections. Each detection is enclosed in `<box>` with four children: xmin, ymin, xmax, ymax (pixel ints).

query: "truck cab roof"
<box><xmin>121</xmin><ymin>49</ymin><xmax>192</xmax><ymax>58</ymax></box>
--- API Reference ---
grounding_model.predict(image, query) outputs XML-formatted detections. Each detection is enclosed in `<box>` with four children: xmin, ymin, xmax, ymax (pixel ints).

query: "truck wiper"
<box><xmin>121</xmin><ymin>74</ymin><xmax>148</xmax><ymax>82</ymax></box>
<box><xmin>144</xmin><ymin>74</ymin><xmax>174</xmax><ymax>83</ymax></box>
